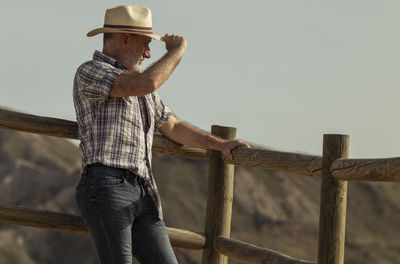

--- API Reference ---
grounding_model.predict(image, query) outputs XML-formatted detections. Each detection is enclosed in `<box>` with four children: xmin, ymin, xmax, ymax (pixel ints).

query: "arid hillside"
<box><xmin>0</xmin><ymin>129</ymin><xmax>399</xmax><ymax>263</ymax></box>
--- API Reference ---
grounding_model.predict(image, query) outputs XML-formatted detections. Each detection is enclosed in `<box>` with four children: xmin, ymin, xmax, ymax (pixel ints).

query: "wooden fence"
<box><xmin>1</xmin><ymin>107</ymin><xmax>400</xmax><ymax>264</ymax></box>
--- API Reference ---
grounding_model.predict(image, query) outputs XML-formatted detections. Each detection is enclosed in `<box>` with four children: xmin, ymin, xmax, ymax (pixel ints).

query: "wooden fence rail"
<box><xmin>1</xmin><ymin>107</ymin><xmax>400</xmax><ymax>264</ymax></box>
<box><xmin>222</xmin><ymin>148</ymin><xmax>322</xmax><ymax>177</ymax></box>
<box><xmin>0</xmin><ymin>108</ymin><xmax>78</xmax><ymax>139</ymax></box>
<box><xmin>0</xmin><ymin>203</ymin><xmax>205</xmax><ymax>250</ymax></box>
<box><xmin>215</xmin><ymin>236</ymin><xmax>315</xmax><ymax>264</ymax></box>
<box><xmin>331</xmin><ymin>157</ymin><xmax>400</xmax><ymax>181</ymax></box>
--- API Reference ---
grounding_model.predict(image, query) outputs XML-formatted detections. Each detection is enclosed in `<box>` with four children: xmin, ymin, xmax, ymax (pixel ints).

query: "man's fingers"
<box><xmin>220</xmin><ymin>140</ymin><xmax>250</xmax><ymax>161</ymax></box>
<box><xmin>233</xmin><ymin>141</ymin><xmax>251</xmax><ymax>149</ymax></box>
<box><xmin>241</xmin><ymin>142</ymin><xmax>251</xmax><ymax>148</ymax></box>
<box><xmin>236</xmin><ymin>139</ymin><xmax>250</xmax><ymax>148</ymax></box>
<box><xmin>163</xmin><ymin>34</ymin><xmax>187</xmax><ymax>52</ymax></box>
<box><xmin>224</xmin><ymin>151</ymin><xmax>233</xmax><ymax>160</ymax></box>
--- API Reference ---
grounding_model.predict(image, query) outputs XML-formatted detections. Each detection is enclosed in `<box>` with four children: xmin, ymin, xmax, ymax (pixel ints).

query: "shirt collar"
<box><xmin>93</xmin><ymin>50</ymin><xmax>127</xmax><ymax>70</ymax></box>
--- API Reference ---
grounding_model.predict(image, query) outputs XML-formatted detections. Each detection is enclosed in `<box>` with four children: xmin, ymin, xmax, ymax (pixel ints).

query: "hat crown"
<box><xmin>86</xmin><ymin>5</ymin><xmax>161</xmax><ymax>41</ymax></box>
<box><xmin>104</xmin><ymin>5</ymin><xmax>152</xmax><ymax>28</ymax></box>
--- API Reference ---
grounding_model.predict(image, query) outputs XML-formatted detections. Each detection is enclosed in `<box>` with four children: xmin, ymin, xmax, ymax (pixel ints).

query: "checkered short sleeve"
<box><xmin>76</xmin><ymin>61</ymin><xmax>124</xmax><ymax>101</ymax></box>
<box><xmin>152</xmin><ymin>92</ymin><xmax>173</xmax><ymax>131</ymax></box>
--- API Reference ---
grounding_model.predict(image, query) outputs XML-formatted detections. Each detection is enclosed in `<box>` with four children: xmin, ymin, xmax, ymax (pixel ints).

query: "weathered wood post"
<box><xmin>317</xmin><ymin>134</ymin><xmax>349</xmax><ymax>264</ymax></box>
<box><xmin>202</xmin><ymin>125</ymin><xmax>236</xmax><ymax>264</ymax></box>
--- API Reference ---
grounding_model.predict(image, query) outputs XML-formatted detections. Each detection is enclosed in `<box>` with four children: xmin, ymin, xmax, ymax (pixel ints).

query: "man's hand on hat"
<box><xmin>220</xmin><ymin>139</ymin><xmax>251</xmax><ymax>160</ymax></box>
<box><xmin>163</xmin><ymin>34</ymin><xmax>187</xmax><ymax>53</ymax></box>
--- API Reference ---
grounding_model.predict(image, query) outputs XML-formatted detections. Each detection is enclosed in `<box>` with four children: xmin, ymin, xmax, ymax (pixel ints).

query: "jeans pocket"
<box><xmin>95</xmin><ymin>173</ymin><xmax>126</xmax><ymax>188</ymax></box>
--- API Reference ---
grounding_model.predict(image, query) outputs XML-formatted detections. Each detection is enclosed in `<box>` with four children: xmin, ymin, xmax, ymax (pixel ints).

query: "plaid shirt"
<box><xmin>73</xmin><ymin>50</ymin><xmax>173</xmax><ymax>219</ymax></box>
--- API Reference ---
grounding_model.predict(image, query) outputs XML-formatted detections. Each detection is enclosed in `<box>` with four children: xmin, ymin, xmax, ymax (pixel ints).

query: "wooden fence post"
<box><xmin>202</xmin><ymin>125</ymin><xmax>236</xmax><ymax>264</ymax></box>
<box><xmin>317</xmin><ymin>134</ymin><xmax>349</xmax><ymax>264</ymax></box>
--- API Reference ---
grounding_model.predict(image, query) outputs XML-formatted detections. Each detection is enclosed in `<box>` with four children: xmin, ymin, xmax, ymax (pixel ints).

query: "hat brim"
<box><xmin>87</xmin><ymin>27</ymin><xmax>163</xmax><ymax>41</ymax></box>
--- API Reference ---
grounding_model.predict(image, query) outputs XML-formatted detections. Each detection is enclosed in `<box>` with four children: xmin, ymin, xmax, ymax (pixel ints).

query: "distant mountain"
<box><xmin>0</xmin><ymin>129</ymin><xmax>399</xmax><ymax>264</ymax></box>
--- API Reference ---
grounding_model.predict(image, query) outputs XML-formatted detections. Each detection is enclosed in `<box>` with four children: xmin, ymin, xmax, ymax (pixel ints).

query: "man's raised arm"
<box><xmin>110</xmin><ymin>34</ymin><xmax>187</xmax><ymax>97</ymax></box>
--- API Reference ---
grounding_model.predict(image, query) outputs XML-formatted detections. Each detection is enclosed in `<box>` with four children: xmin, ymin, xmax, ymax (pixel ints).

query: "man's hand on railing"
<box><xmin>220</xmin><ymin>139</ymin><xmax>250</xmax><ymax>160</ymax></box>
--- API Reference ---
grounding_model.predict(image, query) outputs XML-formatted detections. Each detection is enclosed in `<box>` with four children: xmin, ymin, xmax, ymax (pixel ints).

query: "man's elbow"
<box><xmin>136</xmin><ymin>77</ymin><xmax>158</xmax><ymax>95</ymax></box>
<box><xmin>109</xmin><ymin>75</ymin><xmax>159</xmax><ymax>97</ymax></box>
<box><xmin>129</xmin><ymin>72</ymin><xmax>162</xmax><ymax>95</ymax></box>
<box><xmin>146</xmin><ymin>79</ymin><xmax>158</xmax><ymax>93</ymax></box>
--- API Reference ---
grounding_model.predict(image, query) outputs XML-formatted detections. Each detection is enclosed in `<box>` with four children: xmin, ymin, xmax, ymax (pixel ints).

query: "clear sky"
<box><xmin>1</xmin><ymin>0</ymin><xmax>400</xmax><ymax>158</ymax></box>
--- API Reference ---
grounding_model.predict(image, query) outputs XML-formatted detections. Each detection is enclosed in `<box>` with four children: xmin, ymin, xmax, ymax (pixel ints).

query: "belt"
<box><xmin>84</xmin><ymin>163</ymin><xmax>145</xmax><ymax>185</ymax></box>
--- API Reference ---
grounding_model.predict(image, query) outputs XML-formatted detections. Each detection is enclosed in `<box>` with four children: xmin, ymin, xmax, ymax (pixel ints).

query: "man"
<box><xmin>73</xmin><ymin>5</ymin><xmax>249</xmax><ymax>264</ymax></box>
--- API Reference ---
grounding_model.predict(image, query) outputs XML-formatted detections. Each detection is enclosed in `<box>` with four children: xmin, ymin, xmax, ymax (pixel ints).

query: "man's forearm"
<box><xmin>141</xmin><ymin>34</ymin><xmax>187</xmax><ymax>91</ymax></box>
<box><xmin>141</xmin><ymin>48</ymin><xmax>184</xmax><ymax>89</ymax></box>
<box><xmin>164</xmin><ymin>120</ymin><xmax>226</xmax><ymax>151</ymax></box>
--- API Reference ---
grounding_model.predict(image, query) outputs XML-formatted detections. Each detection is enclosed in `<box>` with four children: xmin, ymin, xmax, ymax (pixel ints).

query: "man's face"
<box><xmin>124</xmin><ymin>34</ymin><xmax>152</xmax><ymax>71</ymax></box>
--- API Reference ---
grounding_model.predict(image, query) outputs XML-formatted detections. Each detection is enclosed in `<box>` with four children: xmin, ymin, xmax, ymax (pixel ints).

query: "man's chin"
<box><xmin>132</xmin><ymin>65</ymin><xmax>141</xmax><ymax>72</ymax></box>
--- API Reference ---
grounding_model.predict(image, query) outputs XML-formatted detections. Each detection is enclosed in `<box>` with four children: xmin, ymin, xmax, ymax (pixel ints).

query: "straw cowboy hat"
<box><xmin>87</xmin><ymin>5</ymin><xmax>162</xmax><ymax>41</ymax></box>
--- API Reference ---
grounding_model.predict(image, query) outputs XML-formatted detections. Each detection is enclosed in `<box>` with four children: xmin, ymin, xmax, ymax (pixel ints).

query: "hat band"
<box><xmin>104</xmin><ymin>24</ymin><xmax>153</xmax><ymax>34</ymax></box>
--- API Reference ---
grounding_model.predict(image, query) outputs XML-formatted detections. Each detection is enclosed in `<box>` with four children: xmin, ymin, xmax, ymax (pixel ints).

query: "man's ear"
<box><xmin>120</xmin><ymin>34</ymin><xmax>129</xmax><ymax>46</ymax></box>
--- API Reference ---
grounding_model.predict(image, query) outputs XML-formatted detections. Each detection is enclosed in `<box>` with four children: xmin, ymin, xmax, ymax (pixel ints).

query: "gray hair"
<box><xmin>103</xmin><ymin>33</ymin><xmax>137</xmax><ymax>49</ymax></box>
<box><xmin>103</xmin><ymin>33</ymin><xmax>119</xmax><ymax>49</ymax></box>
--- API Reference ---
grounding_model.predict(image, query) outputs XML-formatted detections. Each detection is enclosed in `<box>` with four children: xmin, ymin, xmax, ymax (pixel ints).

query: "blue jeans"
<box><xmin>75</xmin><ymin>163</ymin><xmax>178</xmax><ymax>264</ymax></box>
